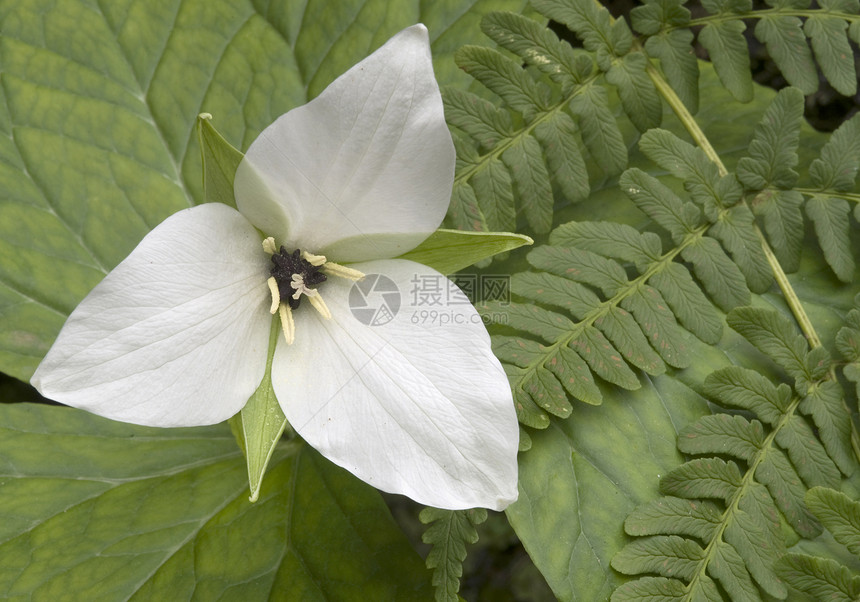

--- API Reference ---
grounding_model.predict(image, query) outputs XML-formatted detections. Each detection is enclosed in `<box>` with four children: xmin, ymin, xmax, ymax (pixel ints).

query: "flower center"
<box><xmin>270</xmin><ymin>247</ymin><xmax>327</xmax><ymax>310</ymax></box>
<box><xmin>262</xmin><ymin>237</ymin><xmax>365</xmax><ymax>345</ymax></box>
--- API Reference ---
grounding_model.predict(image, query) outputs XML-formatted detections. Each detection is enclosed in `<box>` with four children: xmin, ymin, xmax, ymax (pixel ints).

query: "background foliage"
<box><xmin>1</xmin><ymin>0</ymin><xmax>859</xmax><ymax>600</ymax></box>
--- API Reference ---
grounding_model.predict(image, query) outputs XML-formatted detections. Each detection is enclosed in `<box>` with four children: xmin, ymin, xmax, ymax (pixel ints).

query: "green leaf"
<box><xmin>804</xmin><ymin>15</ymin><xmax>858</xmax><ymax>96</ymax></box>
<box><xmin>809</xmin><ymin>113</ymin><xmax>860</xmax><ymax>191</ymax></box>
<box><xmin>726</xmin><ymin>306</ymin><xmax>811</xmax><ymax>383</ymax></box>
<box><xmin>611</xmin><ymin>535</ymin><xmax>703</xmax><ymax>581</ymax></box>
<box><xmin>680</xmin><ymin>236</ymin><xmax>751</xmax><ymax>311</ymax></box>
<box><xmin>737</xmin><ymin>86</ymin><xmax>804</xmax><ymax>189</ymax></box>
<box><xmin>799</xmin><ymin>381</ymin><xmax>855</xmax><ymax>476</ymax></box>
<box><xmin>531</xmin><ymin>0</ymin><xmax>622</xmax><ymax>57</ymax></box>
<box><xmin>398</xmin><ymin>229</ymin><xmax>533</xmax><ymax>275</ymax></box>
<box><xmin>455</xmin><ymin>45</ymin><xmax>550</xmax><ymax>117</ymax></box>
<box><xmin>806</xmin><ymin>196</ymin><xmax>856</xmax><ymax>282</ymax></box>
<box><xmin>502</xmin><ymin>135</ymin><xmax>555</xmax><ymax>233</ymax></box>
<box><xmin>775</xmin><ymin>554</ymin><xmax>860</xmax><ymax>601</ymax></box>
<box><xmin>644</xmin><ymin>29</ymin><xmax>699</xmax><ymax>113</ymax></box>
<box><xmin>708</xmin><ymin>205</ymin><xmax>772</xmax><ymax>293</ymax></box>
<box><xmin>443</xmin><ymin>87</ymin><xmax>513</xmax><ymax>151</ymax></box>
<box><xmin>806</xmin><ymin>487</ymin><xmax>860</xmax><ymax>556</ymax></box>
<box><xmin>754</xmin><ymin>16</ymin><xmax>818</xmax><ymax>94</ymax></box>
<box><xmin>471</xmin><ymin>156</ymin><xmax>518</xmax><ymax>231</ymax></box>
<box><xmin>481</xmin><ymin>11</ymin><xmax>585</xmax><ymax>91</ymax></box>
<box><xmin>0</xmin><ymin>403</ymin><xmax>432</xmax><ymax>600</ymax></box>
<box><xmin>750</xmin><ymin>189</ymin><xmax>805</xmax><ymax>272</ymax></box>
<box><xmin>533</xmin><ymin>111</ymin><xmax>590</xmax><ymax>203</ymax></box>
<box><xmin>420</xmin><ymin>507</ymin><xmax>487</xmax><ymax>602</ymax></box>
<box><xmin>568</xmin><ymin>84</ymin><xmax>629</xmax><ymax>174</ymax></box>
<box><xmin>620</xmin><ymin>168</ymin><xmax>699</xmax><ymax>243</ymax></box>
<box><xmin>605</xmin><ymin>53</ymin><xmax>663</xmax><ymax>131</ymax></box>
<box><xmin>624</xmin><ymin>496</ymin><xmax>722</xmax><ymax>540</ymax></box>
<box><xmin>698</xmin><ymin>21</ymin><xmax>753</xmax><ymax>102</ymax></box>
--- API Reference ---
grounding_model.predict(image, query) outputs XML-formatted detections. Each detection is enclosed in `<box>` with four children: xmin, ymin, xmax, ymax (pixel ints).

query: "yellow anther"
<box><xmin>278</xmin><ymin>304</ymin><xmax>295</xmax><ymax>345</ymax></box>
<box><xmin>322</xmin><ymin>261</ymin><xmax>365</xmax><ymax>281</ymax></box>
<box><xmin>267</xmin><ymin>277</ymin><xmax>280</xmax><ymax>314</ymax></box>
<box><xmin>301</xmin><ymin>250</ymin><xmax>326</xmax><ymax>266</ymax></box>
<box><xmin>308</xmin><ymin>293</ymin><xmax>332</xmax><ymax>320</ymax></box>
<box><xmin>262</xmin><ymin>237</ymin><xmax>278</xmax><ymax>255</ymax></box>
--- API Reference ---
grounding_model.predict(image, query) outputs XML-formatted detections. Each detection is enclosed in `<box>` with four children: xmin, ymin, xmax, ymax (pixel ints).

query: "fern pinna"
<box><xmin>611</xmin><ymin>307</ymin><xmax>854</xmax><ymax>600</ymax></box>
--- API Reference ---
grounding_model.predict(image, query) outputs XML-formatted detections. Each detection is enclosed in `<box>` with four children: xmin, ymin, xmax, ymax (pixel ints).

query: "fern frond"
<box><xmin>739</xmin><ymin>90</ymin><xmax>860</xmax><ymax>282</ymax></box>
<box><xmin>632</xmin><ymin>0</ymin><xmax>860</xmax><ymax>102</ymax></box>
<box><xmin>420</xmin><ymin>507</ymin><xmax>488</xmax><ymax>602</ymax></box>
<box><xmin>775</xmin><ymin>487</ymin><xmax>860</xmax><ymax>601</ymax></box>
<box><xmin>612</xmin><ymin>307</ymin><xmax>854</xmax><ymax>601</ymax></box>
<box><xmin>446</xmin><ymin>13</ymin><xmax>624</xmax><ymax>233</ymax></box>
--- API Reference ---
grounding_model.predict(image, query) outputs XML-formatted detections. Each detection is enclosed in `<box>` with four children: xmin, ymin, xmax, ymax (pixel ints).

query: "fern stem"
<box><xmin>646</xmin><ymin>63</ymin><xmax>823</xmax><ymax>348</ymax></box>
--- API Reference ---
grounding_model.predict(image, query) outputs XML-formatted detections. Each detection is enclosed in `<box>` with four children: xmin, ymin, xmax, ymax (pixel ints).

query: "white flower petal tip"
<box><xmin>271</xmin><ymin>259</ymin><xmax>520</xmax><ymax>511</ymax></box>
<box><xmin>234</xmin><ymin>24</ymin><xmax>455</xmax><ymax>263</ymax></box>
<box><xmin>31</xmin><ymin>204</ymin><xmax>272</xmax><ymax>427</ymax></box>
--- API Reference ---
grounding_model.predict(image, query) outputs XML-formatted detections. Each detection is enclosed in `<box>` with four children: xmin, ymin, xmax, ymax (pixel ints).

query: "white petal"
<box><xmin>271</xmin><ymin>259</ymin><xmax>519</xmax><ymax>510</ymax></box>
<box><xmin>31</xmin><ymin>204</ymin><xmax>272</xmax><ymax>427</ymax></box>
<box><xmin>234</xmin><ymin>24</ymin><xmax>455</xmax><ymax>262</ymax></box>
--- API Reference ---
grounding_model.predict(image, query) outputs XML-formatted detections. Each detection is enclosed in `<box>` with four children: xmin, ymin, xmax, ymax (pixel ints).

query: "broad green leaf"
<box><xmin>0</xmin><ymin>403</ymin><xmax>433</xmax><ymax>600</ymax></box>
<box><xmin>398</xmin><ymin>228</ymin><xmax>533</xmax><ymax>274</ymax></box>
<box><xmin>506</xmin><ymin>375</ymin><xmax>710</xmax><ymax>600</ymax></box>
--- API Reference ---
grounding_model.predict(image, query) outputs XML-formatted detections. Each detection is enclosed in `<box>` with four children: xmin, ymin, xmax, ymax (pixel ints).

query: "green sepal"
<box><xmin>398</xmin><ymin>229</ymin><xmax>533</xmax><ymax>275</ymax></box>
<box><xmin>199</xmin><ymin>114</ymin><xmax>286</xmax><ymax>501</ymax></box>
<box><xmin>228</xmin><ymin>318</ymin><xmax>289</xmax><ymax>502</ymax></box>
<box><xmin>197</xmin><ymin>113</ymin><xmax>243</xmax><ymax>209</ymax></box>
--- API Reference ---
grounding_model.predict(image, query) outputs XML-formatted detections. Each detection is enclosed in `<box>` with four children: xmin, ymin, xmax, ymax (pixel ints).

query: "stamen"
<box><xmin>267</xmin><ymin>276</ymin><xmax>280</xmax><ymax>314</ymax></box>
<box><xmin>262</xmin><ymin>237</ymin><xmax>278</xmax><ymax>255</ymax></box>
<box><xmin>278</xmin><ymin>304</ymin><xmax>295</xmax><ymax>345</ymax></box>
<box><xmin>290</xmin><ymin>273</ymin><xmax>320</xmax><ymax>300</ymax></box>
<box><xmin>301</xmin><ymin>250</ymin><xmax>326</xmax><ymax>266</ymax></box>
<box><xmin>322</xmin><ymin>261</ymin><xmax>365</xmax><ymax>281</ymax></box>
<box><xmin>308</xmin><ymin>293</ymin><xmax>332</xmax><ymax>320</ymax></box>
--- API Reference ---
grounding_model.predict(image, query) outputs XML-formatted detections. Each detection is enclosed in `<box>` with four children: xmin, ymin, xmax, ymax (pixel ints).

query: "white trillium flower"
<box><xmin>31</xmin><ymin>25</ymin><xmax>519</xmax><ymax>511</ymax></box>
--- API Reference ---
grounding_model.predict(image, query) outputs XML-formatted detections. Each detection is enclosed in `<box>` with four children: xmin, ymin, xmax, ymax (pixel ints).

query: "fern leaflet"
<box><xmin>420</xmin><ymin>507</ymin><xmax>488</xmax><ymax>602</ymax></box>
<box><xmin>611</xmin><ymin>307</ymin><xmax>854</xmax><ymax>601</ymax></box>
<box><xmin>775</xmin><ymin>487</ymin><xmax>860</xmax><ymax>600</ymax></box>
